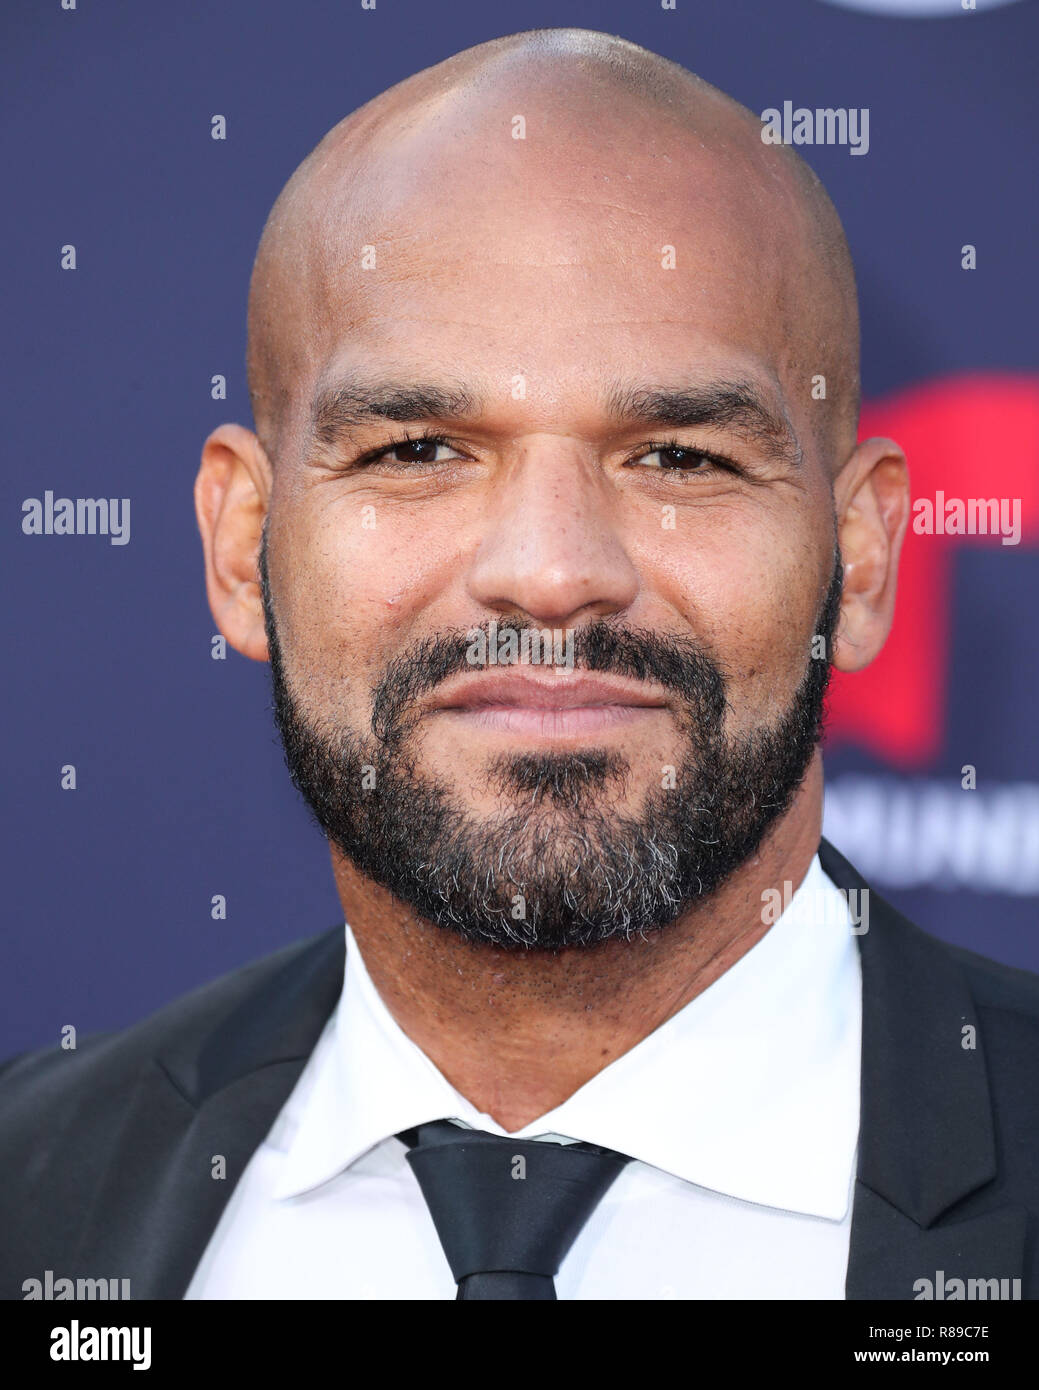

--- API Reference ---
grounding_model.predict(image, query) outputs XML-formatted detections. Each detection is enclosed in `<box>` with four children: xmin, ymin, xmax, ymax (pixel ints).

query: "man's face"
<box><xmin>259</xmin><ymin>89</ymin><xmax>843</xmax><ymax>949</ymax></box>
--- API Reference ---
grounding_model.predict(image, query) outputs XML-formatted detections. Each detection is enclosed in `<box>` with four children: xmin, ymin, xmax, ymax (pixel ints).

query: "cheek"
<box><xmin>271</xmin><ymin>502</ymin><xmax>467</xmax><ymax>712</ymax></box>
<box><xmin>641</xmin><ymin>513</ymin><xmax>824</xmax><ymax>723</ymax></box>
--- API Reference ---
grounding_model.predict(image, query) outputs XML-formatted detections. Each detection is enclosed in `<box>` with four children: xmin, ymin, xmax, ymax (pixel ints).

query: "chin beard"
<box><xmin>259</xmin><ymin>536</ymin><xmax>841</xmax><ymax>951</ymax></box>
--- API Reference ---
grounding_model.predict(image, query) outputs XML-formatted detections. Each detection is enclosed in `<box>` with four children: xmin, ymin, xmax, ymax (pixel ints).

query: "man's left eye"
<box><xmin>382</xmin><ymin>437</ymin><xmax>457</xmax><ymax>465</ymax></box>
<box><xmin>638</xmin><ymin>445</ymin><xmax>717</xmax><ymax>471</ymax></box>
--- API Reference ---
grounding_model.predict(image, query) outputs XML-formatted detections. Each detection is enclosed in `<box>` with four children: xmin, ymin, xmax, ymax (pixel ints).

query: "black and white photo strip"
<box><xmin>4</xmin><ymin>0</ymin><xmax>1038</xmax><ymax>1367</ymax></box>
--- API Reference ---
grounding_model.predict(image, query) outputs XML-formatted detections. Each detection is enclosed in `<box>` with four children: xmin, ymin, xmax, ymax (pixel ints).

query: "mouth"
<box><xmin>425</xmin><ymin>671</ymin><xmax>671</xmax><ymax>739</ymax></box>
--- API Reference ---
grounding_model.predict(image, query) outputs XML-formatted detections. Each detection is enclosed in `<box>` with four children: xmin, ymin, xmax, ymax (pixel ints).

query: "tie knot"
<box><xmin>399</xmin><ymin>1120</ymin><xmax>631</xmax><ymax>1293</ymax></box>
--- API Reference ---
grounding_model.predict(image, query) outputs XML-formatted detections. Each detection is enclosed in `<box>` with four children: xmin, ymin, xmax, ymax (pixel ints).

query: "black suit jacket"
<box><xmin>2</xmin><ymin>838</ymin><xmax>1038</xmax><ymax>1300</ymax></box>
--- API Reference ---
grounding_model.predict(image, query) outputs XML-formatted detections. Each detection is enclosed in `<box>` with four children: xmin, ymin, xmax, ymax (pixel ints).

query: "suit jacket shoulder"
<box><xmin>0</xmin><ymin>925</ymin><xmax>344</xmax><ymax>1300</ymax></box>
<box><xmin>818</xmin><ymin>838</ymin><xmax>1039</xmax><ymax>1299</ymax></box>
<box><xmin>1</xmin><ymin>925</ymin><xmax>342</xmax><ymax>1104</ymax></box>
<box><xmin>945</xmin><ymin>933</ymin><xmax>1039</xmax><ymax>1015</ymax></box>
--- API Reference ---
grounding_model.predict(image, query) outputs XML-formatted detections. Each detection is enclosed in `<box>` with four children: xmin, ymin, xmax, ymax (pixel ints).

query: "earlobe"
<box><xmin>831</xmin><ymin>436</ymin><xmax>910</xmax><ymax>674</ymax></box>
<box><xmin>194</xmin><ymin>424</ymin><xmax>272</xmax><ymax>663</ymax></box>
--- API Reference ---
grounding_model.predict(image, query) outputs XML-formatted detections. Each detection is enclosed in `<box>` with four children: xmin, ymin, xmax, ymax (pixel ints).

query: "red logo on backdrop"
<box><xmin>825</xmin><ymin>373</ymin><xmax>1039</xmax><ymax>768</ymax></box>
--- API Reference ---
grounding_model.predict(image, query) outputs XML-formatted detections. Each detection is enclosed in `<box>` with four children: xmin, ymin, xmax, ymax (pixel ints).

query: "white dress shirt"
<box><xmin>186</xmin><ymin>853</ymin><xmax>861</xmax><ymax>1300</ymax></box>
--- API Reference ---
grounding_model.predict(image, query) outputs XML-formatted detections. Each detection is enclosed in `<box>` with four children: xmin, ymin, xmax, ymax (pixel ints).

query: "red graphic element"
<box><xmin>825</xmin><ymin>373</ymin><xmax>1039</xmax><ymax>768</ymax></box>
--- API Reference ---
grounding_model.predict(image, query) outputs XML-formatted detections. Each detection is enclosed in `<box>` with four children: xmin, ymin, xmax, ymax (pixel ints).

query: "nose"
<box><xmin>464</xmin><ymin>439</ymin><xmax>640</xmax><ymax>629</ymax></box>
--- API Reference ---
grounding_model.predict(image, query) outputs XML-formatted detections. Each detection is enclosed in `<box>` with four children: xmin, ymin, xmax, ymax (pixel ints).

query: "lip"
<box><xmin>424</xmin><ymin>670</ymin><xmax>670</xmax><ymax>737</ymax></box>
<box><xmin>427</xmin><ymin>671</ymin><xmax>672</xmax><ymax>713</ymax></box>
<box><xmin>437</xmin><ymin>704</ymin><xmax>666</xmax><ymax>736</ymax></box>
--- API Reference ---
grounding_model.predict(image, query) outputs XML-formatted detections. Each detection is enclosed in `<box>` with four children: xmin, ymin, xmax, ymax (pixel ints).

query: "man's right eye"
<box><xmin>357</xmin><ymin>433</ymin><xmax>461</xmax><ymax>468</ymax></box>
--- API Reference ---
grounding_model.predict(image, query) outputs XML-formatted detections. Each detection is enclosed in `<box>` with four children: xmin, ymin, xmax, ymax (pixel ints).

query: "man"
<box><xmin>2</xmin><ymin>27</ymin><xmax>1037</xmax><ymax>1302</ymax></box>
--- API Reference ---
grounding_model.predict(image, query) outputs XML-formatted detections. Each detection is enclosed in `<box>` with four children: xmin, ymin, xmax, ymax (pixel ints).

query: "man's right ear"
<box><xmin>194</xmin><ymin>424</ymin><xmax>272</xmax><ymax>662</ymax></box>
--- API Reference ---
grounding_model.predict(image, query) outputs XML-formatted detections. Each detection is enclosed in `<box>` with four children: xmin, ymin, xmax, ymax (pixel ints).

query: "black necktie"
<box><xmin>397</xmin><ymin>1119</ymin><xmax>632</xmax><ymax>1300</ymax></box>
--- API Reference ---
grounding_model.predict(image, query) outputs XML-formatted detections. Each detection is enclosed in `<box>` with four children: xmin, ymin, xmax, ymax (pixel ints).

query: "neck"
<box><xmin>330</xmin><ymin>754</ymin><xmax>823</xmax><ymax>1132</ymax></box>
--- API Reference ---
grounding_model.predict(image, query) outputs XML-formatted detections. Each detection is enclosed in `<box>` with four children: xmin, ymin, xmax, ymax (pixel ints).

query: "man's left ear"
<box><xmin>831</xmin><ymin>435</ymin><xmax>910</xmax><ymax>674</ymax></box>
<box><xmin>194</xmin><ymin>423</ymin><xmax>273</xmax><ymax>662</ymax></box>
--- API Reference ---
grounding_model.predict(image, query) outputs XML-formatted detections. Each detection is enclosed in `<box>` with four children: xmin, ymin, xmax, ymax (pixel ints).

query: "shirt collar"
<box><xmin>274</xmin><ymin>854</ymin><xmax>860</xmax><ymax>1219</ymax></box>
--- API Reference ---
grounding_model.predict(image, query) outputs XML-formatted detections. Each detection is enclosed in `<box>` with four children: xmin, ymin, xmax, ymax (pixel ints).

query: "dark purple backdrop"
<box><xmin>5</xmin><ymin>0</ymin><xmax>1038</xmax><ymax>1058</ymax></box>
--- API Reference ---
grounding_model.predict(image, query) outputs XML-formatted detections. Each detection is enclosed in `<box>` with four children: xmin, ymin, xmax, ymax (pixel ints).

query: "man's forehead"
<box><xmin>297</xmin><ymin>108</ymin><xmax>810</xmax><ymax>390</ymax></box>
<box><xmin>296</xmin><ymin>209</ymin><xmax>806</xmax><ymax>466</ymax></box>
<box><xmin>249</xmin><ymin>41</ymin><xmax>857</xmax><ymax>467</ymax></box>
<box><xmin>312</xmin><ymin>100</ymin><xmax>801</xmax><ymax>272</ymax></box>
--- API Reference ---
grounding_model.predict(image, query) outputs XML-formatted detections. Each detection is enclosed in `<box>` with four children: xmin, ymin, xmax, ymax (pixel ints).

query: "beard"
<box><xmin>259</xmin><ymin>534</ymin><xmax>842</xmax><ymax>951</ymax></box>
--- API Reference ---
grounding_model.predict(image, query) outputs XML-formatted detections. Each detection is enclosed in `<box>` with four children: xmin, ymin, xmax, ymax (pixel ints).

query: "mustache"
<box><xmin>370</xmin><ymin>619</ymin><xmax>729</xmax><ymax>745</ymax></box>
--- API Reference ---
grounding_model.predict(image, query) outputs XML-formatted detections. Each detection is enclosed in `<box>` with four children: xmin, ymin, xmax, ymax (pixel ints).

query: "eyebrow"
<box><xmin>309</xmin><ymin>375</ymin><xmax>802</xmax><ymax>465</ymax></box>
<box><xmin>605</xmin><ymin>381</ymin><xmax>802</xmax><ymax>464</ymax></box>
<box><xmin>311</xmin><ymin>381</ymin><xmax>481</xmax><ymax>449</ymax></box>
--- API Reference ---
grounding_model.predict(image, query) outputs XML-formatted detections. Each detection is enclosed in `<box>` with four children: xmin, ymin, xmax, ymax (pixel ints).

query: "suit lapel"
<box><xmin>72</xmin><ymin>926</ymin><xmax>346</xmax><ymax>1299</ymax></box>
<box><xmin>819</xmin><ymin>838</ymin><xmax>1027</xmax><ymax>1299</ymax></box>
<box><xmin>844</xmin><ymin>1187</ymin><xmax>1027</xmax><ymax>1300</ymax></box>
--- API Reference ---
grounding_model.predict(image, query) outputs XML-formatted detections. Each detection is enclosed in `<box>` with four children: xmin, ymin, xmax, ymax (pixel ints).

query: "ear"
<box><xmin>194</xmin><ymin>424</ymin><xmax>272</xmax><ymax>662</ymax></box>
<box><xmin>832</xmin><ymin>435</ymin><xmax>910</xmax><ymax>673</ymax></box>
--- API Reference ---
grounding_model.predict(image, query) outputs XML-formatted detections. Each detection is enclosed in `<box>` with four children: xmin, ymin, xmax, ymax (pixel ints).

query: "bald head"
<box><xmin>246</xmin><ymin>27</ymin><xmax>859</xmax><ymax>473</ymax></box>
<box><xmin>196</xmin><ymin>28</ymin><xmax>909</xmax><ymax>981</ymax></box>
